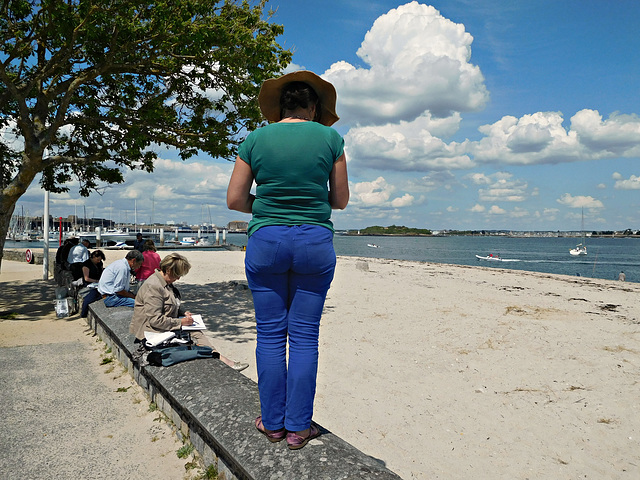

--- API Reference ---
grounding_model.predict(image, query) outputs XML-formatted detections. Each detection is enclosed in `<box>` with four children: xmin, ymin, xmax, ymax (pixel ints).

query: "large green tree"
<box><xmin>0</xmin><ymin>0</ymin><xmax>291</xmax><ymax>267</ymax></box>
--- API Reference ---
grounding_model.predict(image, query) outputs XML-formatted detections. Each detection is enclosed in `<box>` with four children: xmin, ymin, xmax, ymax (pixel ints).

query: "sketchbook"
<box><xmin>182</xmin><ymin>314</ymin><xmax>206</xmax><ymax>331</ymax></box>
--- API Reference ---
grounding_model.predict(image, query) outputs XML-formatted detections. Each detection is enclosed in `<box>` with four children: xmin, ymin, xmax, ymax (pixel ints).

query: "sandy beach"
<box><xmin>2</xmin><ymin>248</ymin><xmax>639</xmax><ymax>479</ymax></box>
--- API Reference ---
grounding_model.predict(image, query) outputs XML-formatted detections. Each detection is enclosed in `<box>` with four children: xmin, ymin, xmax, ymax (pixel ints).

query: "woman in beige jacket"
<box><xmin>130</xmin><ymin>253</ymin><xmax>248</xmax><ymax>371</ymax></box>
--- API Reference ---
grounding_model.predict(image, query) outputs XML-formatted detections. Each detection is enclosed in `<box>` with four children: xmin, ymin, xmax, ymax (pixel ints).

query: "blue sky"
<box><xmin>16</xmin><ymin>0</ymin><xmax>640</xmax><ymax>231</ymax></box>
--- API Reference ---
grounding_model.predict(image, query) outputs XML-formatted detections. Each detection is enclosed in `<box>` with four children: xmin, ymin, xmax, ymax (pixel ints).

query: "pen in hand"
<box><xmin>181</xmin><ymin>312</ymin><xmax>195</xmax><ymax>327</ymax></box>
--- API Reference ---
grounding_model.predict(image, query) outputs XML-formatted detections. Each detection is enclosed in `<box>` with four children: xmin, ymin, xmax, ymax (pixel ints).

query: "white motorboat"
<box><xmin>476</xmin><ymin>254</ymin><xmax>502</xmax><ymax>261</ymax></box>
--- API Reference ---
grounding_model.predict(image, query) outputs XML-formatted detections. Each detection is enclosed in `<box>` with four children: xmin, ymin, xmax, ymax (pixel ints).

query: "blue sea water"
<box><xmin>234</xmin><ymin>233</ymin><xmax>640</xmax><ymax>283</ymax></box>
<box><xmin>6</xmin><ymin>234</ymin><xmax>639</xmax><ymax>283</ymax></box>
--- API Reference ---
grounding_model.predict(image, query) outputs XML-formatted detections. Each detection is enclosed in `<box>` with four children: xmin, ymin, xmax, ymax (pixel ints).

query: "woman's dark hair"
<box><xmin>279</xmin><ymin>81</ymin><xmax>320</xmax><ymax>121</ymax></box>
<box><xmin>143</xmin><ymin>239</ymin><xmax>156</xmax><ymax>252</ymax></box>
<box><xmin>91</xmin><ymin>250</ymin><xmax>106</xmax><ymax>261</ymax></box>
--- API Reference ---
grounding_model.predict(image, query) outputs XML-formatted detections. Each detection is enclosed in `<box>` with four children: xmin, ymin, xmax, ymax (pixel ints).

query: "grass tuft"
<box><xmin>199</xmin><ymin>464</ymin><xmax>219</xmax><ymax>480</ymax></box>
<box><xmin>177</xmin><ymin>443</ymin><xmax>195</xmax><ymax>459</ymax></box>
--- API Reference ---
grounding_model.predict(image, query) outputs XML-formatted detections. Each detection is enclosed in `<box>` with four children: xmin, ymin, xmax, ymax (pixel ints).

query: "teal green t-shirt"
<box><xmin>237</xmin><ymin>122</ymin><xmax>345</xmax><ymax>236</ymax></box>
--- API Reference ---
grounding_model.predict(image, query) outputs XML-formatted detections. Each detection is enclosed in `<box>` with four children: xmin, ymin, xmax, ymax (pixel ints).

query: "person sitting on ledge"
<box><xmin>54</xmin><ymin>238</ymin><xmax>74</xmax><ymax>286</ymax></box>
<box><xmin>82</xmin><ymin>249</ymin><xmax>105</xmax><ymax>286</ymax></box>
<box><xmin>80</xmin><ymin>250</ymin><xmax>106</xmax><ymax>318</ymax></box>
<box><xmin>98</xmin><ymin>250</ymin><xmax>143</xmax><ymax>307</ymax></box>
<box><xmin>135</xmin><ymin>239</ymin><xmax>161</xmax><ymax>286</ymax></box>
<box><xmin>68</xmin><ymin>238</ymin><xmax>91</xmax><ymax>281</ymax></box>
<box><xmin>130</xmin><ymin>253</ymin><xmax>249</xmax><ymax>371</ymax></box>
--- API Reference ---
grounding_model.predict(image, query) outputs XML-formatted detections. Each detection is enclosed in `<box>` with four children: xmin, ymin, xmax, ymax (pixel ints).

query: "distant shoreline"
<box><xmin>340</xmin><ymin>232</ymin><xmax>640</xmax><ymax>238</ymax></box>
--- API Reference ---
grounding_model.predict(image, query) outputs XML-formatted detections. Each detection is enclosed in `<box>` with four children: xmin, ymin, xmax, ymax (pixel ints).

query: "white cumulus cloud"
<box><xmin>325</xmin><ymin>2</ymin><xmax>488</xmax><ymax>126</ymax></box>
<box><xmin>345</xmin><ymin>114</ymin><xmax>472</xmax><ymax>172</ymax></box>
<box><xmin>351</xmin><ymin>176</ymin><xmax>414</xmax><ymax>209</ymax></box>
<box><xmin>470</xmin><ymin>110</ymin><xmax>640</xmax><ymax>167</ymax></box>
<box><xmin>473</xmin><ymin>172</ymin><xmax>529</xmax><ymax>202</ymax></box>
<box><xmin>556</xmin><ymin>193</ymin><xmax>604</xmax><ymax>209</ymax></box>
<box><xmin>571</xmin><ymin>110</ymin><xmax>640</xmax><ymax>156</ymax></box>
<box><xmin>406</xmin><ymin>171</ymin><xmax>459</xmax><ymax>191</ymax></box>
<box><xmin>613</xmin><ymin>174</ymin><xmax>640</xmax><ymax>190</ymax></box>
<box><xmin>391</xmin><ymin>193</ymin><xmax>415</xmax><ymax>207</ymax></box>
<box><xmin>471</xmin><ymin>112</ymin><xmax>582</xmax><ymax>165</ymax></box>
<box><xmin>353</xmin><ymin>177</ymin><xmax>394</xmax><ymax>206</ymax></box>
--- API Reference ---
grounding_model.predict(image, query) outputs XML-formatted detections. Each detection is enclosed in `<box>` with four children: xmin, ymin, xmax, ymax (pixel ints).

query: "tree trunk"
<box><xmin>0</xmin><ymin>197</ymin><xmax>18</xmax><ymax>271</ymax></box>
<box><xmin>0</xmin><ymin>140</ymin><xmax>45</xmax><ymax>269</ymax></box>
<box><xmin>0</xmin><ymin>155</ymin><xmax>40</xmax><ymax>271</ymax></box>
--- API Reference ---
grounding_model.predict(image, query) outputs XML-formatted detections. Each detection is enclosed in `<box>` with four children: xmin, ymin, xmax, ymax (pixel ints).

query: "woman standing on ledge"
<box><xmin>227</xmin><ymin>71</ymin><xmax>349</xmax><ymax>450</ymax></box>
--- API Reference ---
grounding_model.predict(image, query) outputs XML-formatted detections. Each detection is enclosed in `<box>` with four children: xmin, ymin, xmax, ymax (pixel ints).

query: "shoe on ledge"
<box><xmin>286</xmin><ymin>424</ymin><xmax>321</xmax><ymax>450</ymax></box>
<box><xmin>231</xmin><ymin>361</ymin><xmax>249</xmax><ymax>372</ymax></box>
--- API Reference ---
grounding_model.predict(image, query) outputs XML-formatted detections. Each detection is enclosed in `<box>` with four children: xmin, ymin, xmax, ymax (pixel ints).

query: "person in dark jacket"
<box><xmin>79</xmin><ymin>250</ymin><xmax>106</xmax><ymax>318</ymax></box>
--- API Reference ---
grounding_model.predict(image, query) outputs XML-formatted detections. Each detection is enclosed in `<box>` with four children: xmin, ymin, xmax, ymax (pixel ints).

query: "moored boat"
<box><xmin>569</xmin><ymin>243</ymin><xmax>587</xmax><ymax>256</ymax></box>
<box><xmin>180</xmin><ymin>236</ymin><xmax>197</xmax><ymax>245</ymax></box>
<box><xmin>570</xmin><ymin>208</ymin><xmax>588</xmax><ymax>256</ymax></box>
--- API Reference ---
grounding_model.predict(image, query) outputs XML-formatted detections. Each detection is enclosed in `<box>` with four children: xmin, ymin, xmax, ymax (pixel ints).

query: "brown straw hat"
<box><xmin>258</xmin><ymin>70</ymin><xmax>339</xmax><ymax>126</ymax></box>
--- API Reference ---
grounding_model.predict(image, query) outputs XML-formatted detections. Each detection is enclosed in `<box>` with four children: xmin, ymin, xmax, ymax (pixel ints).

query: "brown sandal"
<box><xmin>255</xmin><ymin>416</ymin><xmax>286</xmax><ymax>443</ymax></box>
<box><xmin>286</xmin><ymin>424</ymin><xmax>321</xmax><ymax>450</ymax></box>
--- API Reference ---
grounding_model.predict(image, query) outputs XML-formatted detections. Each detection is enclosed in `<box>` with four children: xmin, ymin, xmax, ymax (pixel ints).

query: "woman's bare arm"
<box><xmin>227</xmin><ymin>157</ymin><xmax>255</xmax><ymax>213</ymax></box>
<box><xmin>329</xmin><ymin>153</ymin><xmax>349</xmax><ymax>209</ymax></box>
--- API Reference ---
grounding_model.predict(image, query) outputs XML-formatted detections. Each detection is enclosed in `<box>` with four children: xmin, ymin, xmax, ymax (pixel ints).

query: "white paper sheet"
<box><xmin>144</xmin><ymin>330</ymin><xmax>175</xmax><ymax>347</ymax></box>
<box><xmin>182</xmin><ymin>314</ymin><xmax>206</xmax><ymax>331</ymax></box>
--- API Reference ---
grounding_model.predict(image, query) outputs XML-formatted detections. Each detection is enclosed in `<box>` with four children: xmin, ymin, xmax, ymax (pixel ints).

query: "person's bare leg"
<box><xmin>220</xmin><ymin>355</ymin><xmax>235</xmax><ymax>366</ymax></box>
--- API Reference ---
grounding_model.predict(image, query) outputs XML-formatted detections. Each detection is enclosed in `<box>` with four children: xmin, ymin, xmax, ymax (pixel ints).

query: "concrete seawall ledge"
<box><xmin>86</xmin><ymin>301</ymin><xmax>401</xmax><ymax>480</ymax></box>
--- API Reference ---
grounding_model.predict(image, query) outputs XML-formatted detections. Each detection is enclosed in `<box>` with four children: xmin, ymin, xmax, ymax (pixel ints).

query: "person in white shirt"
<box><xmin>67</xmin><ymin>238</ymin><xmax>90</xmax><ymax>281</ymax></box>
<box><xmin>98</xmin><ymin>250</ymin><xmax>144</xmax><ymax>307</ymax></box>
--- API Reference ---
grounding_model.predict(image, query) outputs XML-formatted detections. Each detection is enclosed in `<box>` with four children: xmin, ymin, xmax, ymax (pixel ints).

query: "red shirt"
<box><xmin>136</xmin><ymin>250</ymin><xmax>161</xmax><ymax>280</ymax></box>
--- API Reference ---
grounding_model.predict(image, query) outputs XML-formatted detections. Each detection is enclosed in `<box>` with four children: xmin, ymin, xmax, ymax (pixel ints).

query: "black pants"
<box><xmin>70</xmin><ymin>262</ymin><xmax>84</xmax><ymax>281</ymax></box>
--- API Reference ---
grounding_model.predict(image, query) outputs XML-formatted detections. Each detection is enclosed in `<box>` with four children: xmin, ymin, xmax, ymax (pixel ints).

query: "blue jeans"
<box><xmin>103</xmin><ymin>293</ymin><xmax>135</xmax><ymax>308</ymax></box>
<box><xmin>245</xmin><ymin>225</ymin><xmax>336</xmax><ymax>432</ymax></box>
<box><xmin>81</xmin><ymin>288</ymin><xmax>102</xmax><ymax>317</ymax></box>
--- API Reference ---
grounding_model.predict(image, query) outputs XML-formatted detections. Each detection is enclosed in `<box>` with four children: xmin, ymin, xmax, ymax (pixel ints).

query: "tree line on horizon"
<box><xmin>349</xmin><ymin>226</ymin><xmax>639</xmax><ymax>236</ymax></box>
<box><xmin>353</xmin><ymin>225</ymin><xmax>433</xmax><ymax>236</ymax></box>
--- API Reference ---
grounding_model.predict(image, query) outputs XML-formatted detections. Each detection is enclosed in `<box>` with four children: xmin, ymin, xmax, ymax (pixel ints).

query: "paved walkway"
<box><xmin>0</xmin><ymin>271</ymin><xmax>196</xmax><ymax>480</ymax></box>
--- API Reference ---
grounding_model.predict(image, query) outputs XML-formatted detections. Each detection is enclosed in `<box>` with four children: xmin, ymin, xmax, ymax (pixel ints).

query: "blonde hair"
<box><xmin>160</xmin><ymin>253</ymin><xmax>191</xmax><ymax>277</ymax></box>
